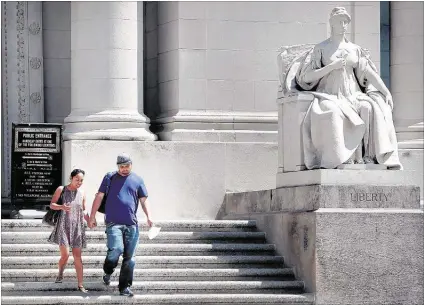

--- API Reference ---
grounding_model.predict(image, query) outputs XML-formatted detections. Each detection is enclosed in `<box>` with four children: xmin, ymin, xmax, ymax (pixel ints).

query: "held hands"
<box><xmin>88</xmin><ymin>216</ymin><xmax>97</xmax><ymax>229</ymax></box>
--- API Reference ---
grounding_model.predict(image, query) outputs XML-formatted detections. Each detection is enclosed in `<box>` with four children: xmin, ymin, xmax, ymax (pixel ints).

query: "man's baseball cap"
<box><xmin>117</xmin><ymin>153</ymin><xmax>132</xmax><ymax>165</ymax></box>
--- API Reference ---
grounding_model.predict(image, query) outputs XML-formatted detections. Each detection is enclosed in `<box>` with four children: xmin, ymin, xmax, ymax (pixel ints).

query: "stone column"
<box><xmin>391</xmin><ymin>2</ymin><xmax>424</xmax><ymax>149</ymax></box>
<box><xmin>1</xmin><ymin>1</ymin><xmax>44</xmax><ymax>198</ymax></box>
<box><xmin>64</xmin><ymin>1</ymin><xmax>155</xmax><ymax>141</ymax></box>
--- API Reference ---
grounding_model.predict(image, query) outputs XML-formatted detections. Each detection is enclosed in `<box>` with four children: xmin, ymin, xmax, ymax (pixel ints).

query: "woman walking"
<box><xmin>48</xmin><ymin>168</ymin><xmax>88</xmax><ymax>293</ymax></box>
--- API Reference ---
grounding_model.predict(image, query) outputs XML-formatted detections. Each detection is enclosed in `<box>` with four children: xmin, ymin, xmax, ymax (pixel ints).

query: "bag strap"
<box><xmin>104</xmin><ymin>172</ymin><xmax>117</xmax><ymax>196</ymax></box>
<box><xmin>56</xmin><ymin>186</ymin><xmax>66</xmax><ymax>205</ymax></box>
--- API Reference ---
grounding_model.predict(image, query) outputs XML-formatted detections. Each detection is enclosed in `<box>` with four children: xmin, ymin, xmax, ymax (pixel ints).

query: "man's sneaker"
<box><xmin>120</xmin><ymin>287</ymin><xmax>134</xmax><ymax>297</ymax></box>
<box><xmin>102</xmin><ymin>274</ymin><xmax>111</xmax><ymax>286</ymax></box>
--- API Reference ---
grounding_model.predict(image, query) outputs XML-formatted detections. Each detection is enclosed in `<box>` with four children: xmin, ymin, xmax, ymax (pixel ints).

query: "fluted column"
<box><xmin>391</xmin><ymin>2</ymin><xmax>423</xmax><ymax>149</ymax></box>
<box><xmin>64</xmin><ymin>1</ymin><xmax>155</xmax><ymax>141</ymax></box>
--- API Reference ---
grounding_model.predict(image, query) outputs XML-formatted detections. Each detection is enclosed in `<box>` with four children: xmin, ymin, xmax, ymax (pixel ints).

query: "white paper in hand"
<box><xmin>148</xmin><ymin>226</ymin><xmax>161</xmax><ymax>240</ymax></box>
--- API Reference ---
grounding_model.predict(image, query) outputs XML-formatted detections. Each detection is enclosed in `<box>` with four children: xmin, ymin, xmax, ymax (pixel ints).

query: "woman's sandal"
<box><xmin>55</xmin><ymin>275</ymin><xmax>63</xmax><ymax>283</ymax></box>
<box><xmin>77</xmin><ymin>286</ymin><xmax>89</xmax><ymax>293</ymax></box>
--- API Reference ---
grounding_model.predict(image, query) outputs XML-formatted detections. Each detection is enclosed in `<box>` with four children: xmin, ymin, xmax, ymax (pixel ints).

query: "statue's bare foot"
<box><xmin>355</xmin><ymin>158</ymin><xmax>365</xmax><ymax>164</ymax></box>
<box><xmin>363</xmin><ymin>156</ymin><xmax>376</xmax><ymax>164</ymax></box>
<box><xmin>343</xmin><ymin>157</ymin><xmax>354</xmax><ymax>164</ymax></box>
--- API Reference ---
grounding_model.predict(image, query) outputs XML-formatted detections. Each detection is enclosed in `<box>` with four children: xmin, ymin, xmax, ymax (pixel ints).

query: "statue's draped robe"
<box><xmin>294</xmin><ymin>43</ymin><xmax>402</xmax><ymax>169</ymax></box>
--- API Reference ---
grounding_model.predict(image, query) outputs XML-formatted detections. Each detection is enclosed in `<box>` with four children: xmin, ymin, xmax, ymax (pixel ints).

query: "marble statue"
<box><xmin>278</xmin><ymin>7</ymin><xmax>402</xmax><ymax>170</ymax></box>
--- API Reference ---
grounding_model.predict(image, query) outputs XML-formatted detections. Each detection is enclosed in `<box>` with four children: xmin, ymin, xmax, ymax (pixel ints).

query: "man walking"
<box><xmin>88</xmin><ymin>153</ymin><xmax>152</xmax><ymax>297</ymax></box>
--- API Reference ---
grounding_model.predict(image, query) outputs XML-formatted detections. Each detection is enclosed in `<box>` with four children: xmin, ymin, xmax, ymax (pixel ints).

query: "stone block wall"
<box><xmin>220</xmin><ymin>185</ymin><xmax>424</xmax><ymax>305</ymax></box>
<box><xmin>43</xmin><ymin>1</ymin><xmax>71</xmax><ymax>123</ymax></box>
<box><xmin>149</xmin><ymin>2</ymin><xmax>381</xmax><ymax>120</ymax></box>
<box><xmin>391</xmin><ymin>2</ymin><xmax>423</xmax><ymax>138</ymax></box>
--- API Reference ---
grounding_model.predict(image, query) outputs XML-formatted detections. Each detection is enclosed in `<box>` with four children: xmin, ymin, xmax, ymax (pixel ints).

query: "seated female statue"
<box><xmin>295</xmin><ymin>7</ymin><xmax>402</xmax><ymax>170</ymax></box>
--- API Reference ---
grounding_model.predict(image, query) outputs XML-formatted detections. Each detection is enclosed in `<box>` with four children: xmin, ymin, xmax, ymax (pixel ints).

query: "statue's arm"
<box><xmin>363</xmin><ymin>65</ymin><xmax>390</xmax><ymax>97</ymax></box>
<box><xmin>300</xmin><ymin>46</ymin><xmax>344</xmax><ymax>84</ymax></box>
<box><xmin>355</xmin><ymin>46</ymin><xmax>393</xmax><ymax>109</ymax></box>
<box><xmin>364</xmin><ymin>65</ymin><xmax>393</xmax><ymax>109</ymax></box>
<box><xmin>302</xmin><ymin>64</ymin><xmax>336</xmax><ymax>84</ymax></box>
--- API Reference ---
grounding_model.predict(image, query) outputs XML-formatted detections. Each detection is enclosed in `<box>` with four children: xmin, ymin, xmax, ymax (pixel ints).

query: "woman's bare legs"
<box><xmin>72</xmin><ymin>247</ymin><xmax>84</xmax><ymax>288</ymax></box>
<box><xmin>57</xmin><ymin>245</ymin><xmax>70</xmax><ymax>281</ymax></box>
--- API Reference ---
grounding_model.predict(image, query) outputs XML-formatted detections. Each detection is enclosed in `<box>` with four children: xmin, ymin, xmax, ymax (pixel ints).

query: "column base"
<box><xmin>63</xmin><ymin>110</ymin><xmax>157</xmax><ymax>141</ymax></box>
<box><xmin>63</xmin><ymin>126</ymin><xmax>157</xmax><ymax>141</ymax></box>
<box><xmin>153</xmin><ymin>110</ymin><xmax>278</xmax><ymax>142</ymax></box>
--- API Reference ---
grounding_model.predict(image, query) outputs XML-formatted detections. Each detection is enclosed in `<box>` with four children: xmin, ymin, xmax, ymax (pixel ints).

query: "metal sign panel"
<box><xmin>11</xmin><ymin>123</ymin><xmax>62</xmax><ymax>206</ymax></box>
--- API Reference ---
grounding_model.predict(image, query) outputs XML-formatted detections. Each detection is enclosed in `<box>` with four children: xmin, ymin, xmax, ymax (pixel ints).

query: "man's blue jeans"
<box><xmin>103</xmin><ymin>223</ymin><xmax>139</xmax><ymax>291</ymax></box>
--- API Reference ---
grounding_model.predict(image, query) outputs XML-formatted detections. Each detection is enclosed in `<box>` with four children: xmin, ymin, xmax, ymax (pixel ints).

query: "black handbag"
<box><xmin>98</xmin><ymin>172</ymin><xmax>116</xmax><ymax>214</ymax></box>
<box><xmin>42</xmin><ymin>187</ymin><xmax>65</xmax><ymax>226</ymax></box>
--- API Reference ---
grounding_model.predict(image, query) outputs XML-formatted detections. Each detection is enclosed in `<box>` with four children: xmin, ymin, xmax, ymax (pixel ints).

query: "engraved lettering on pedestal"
<box><xmin>30</xmin><ymin>57</ymin><xmax>41</xmax><ymax>69</ymax></box>
<box><xmin>28</xmin><ymin>22</ymin><xmax>40</xmax><ymax>35</ymax></box>
<box><xmin>350</xmin><ymin>192</ymin><xmax>391</xmax><ymax>202</ymax></box>
<box><xmin>30</xmin><ymin>92</ymin><xmax>41</xmax><ymax>104</ymax></box>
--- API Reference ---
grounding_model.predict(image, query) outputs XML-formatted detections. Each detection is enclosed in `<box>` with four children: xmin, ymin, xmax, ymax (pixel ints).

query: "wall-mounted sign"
<box><xmin>11</xmin><ymin>123</ymin><xmax>62</xmax><ymax>206</ymax></box>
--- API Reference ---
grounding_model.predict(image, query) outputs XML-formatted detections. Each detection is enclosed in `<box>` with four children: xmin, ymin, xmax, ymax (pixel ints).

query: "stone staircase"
<box><xmin>1</xmin><ymin>219</ymin><xmax>314</xmax><ymax>304</ymax></box>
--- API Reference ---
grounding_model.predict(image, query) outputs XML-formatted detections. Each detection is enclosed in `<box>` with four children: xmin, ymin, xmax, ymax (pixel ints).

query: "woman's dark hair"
<box><xmin>70</xmin><ymin>168</ymin><xmax>85</xmax><ymax>178</ymax></box>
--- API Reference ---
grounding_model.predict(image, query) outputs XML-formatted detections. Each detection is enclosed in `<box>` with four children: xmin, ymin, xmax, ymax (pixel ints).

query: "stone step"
<box><xmin>1</xmin><ymin>231</ymin><xmax>266</xmax><ymax>244</ymax></box>
<box><xmin>1</xmin><ymin>255</ymin><xmax>285</xmax><ymax>269</ymax></box>
<box><xmin>17</xmin><ymin>209</ymin><xmax>47</xmax><ymax>219</ymax></box>
<box><xmin>1</xmin><ymin>219</ymin><xmax>258</xmax><ymax>232</ymax></box>
<box><xmin>1</xmin><ymin>243</ymin><xmax>276</xmax><ymax>256</ymax></box>
<box><xmin>1</xmin><ymin>280</ymin><xmax>304</xmax><ymax>294</ymax></box>
<box><xmin>2</xmin><ymin>268</ymin><xmax>295</xmax><ymax>282</ymax></box>
<box><xmin>0</xmin><ymin>293</ymin><xmax>314</xmax><ymax>305</ymax></box>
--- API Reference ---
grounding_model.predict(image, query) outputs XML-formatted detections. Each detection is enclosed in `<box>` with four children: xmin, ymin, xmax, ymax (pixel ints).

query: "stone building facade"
<box><xmin>1</xmin><ymin>1</ymin><xmax>423</xmax><ymax>219</ymax></box>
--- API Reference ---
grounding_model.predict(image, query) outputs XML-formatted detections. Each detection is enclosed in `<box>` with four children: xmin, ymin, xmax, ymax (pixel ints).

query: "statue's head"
<box><xmin>329</xmin><ymin>7</ymin><xmax>351</xmax><ymax>35</ymax></box>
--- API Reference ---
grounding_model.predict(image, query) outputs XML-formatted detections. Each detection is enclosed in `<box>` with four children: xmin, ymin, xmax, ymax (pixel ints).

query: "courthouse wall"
<box><xmin>146</xmin><ymin>2</ymin><xmax>381</xmax><ymax>125</ymax></box>
<box><xmin>42</xmin><ymin>1</ymin><xmax>71</xmax><ymax>123</ymax></box>
<box><xmin>42</xmin><ymin>1</ymin><xmax>383</xmax><ymax>132</ymax></box>
<box><xmin>2</xmin><ymin>1</ymin><xmax>423</xmax><ymax>215</ymax></box>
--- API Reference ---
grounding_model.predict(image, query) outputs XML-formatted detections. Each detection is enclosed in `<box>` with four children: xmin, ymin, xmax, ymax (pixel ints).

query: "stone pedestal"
<box><xmin>221</xmin><ymin>171</ymin><xmax>423</xmax><ymax>305</ymax></box>
<box><xmin>64</xmin><ymin>1</ymin><xmax>155</xmax><ymax>141</ymax></box>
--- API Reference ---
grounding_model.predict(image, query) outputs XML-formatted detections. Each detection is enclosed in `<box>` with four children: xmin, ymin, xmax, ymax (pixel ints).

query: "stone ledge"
<box><xmin>273</xmin><ymin>184</ymin><xmax>421</xmax><ymax>211</ymax></box>
<box><xmin>277</xmin><ymin>169</ymin><xmax>421</xmax><ymax>188</ymax></box>
<box><xmin>17</xmin><ymin>209</ymin><xmax>46</xmax><ymax>219</ymax></box>
<box><xmin>223</xmin><ymin>184</ymin><xmax>420</xmax><ymax>216</ymax></box>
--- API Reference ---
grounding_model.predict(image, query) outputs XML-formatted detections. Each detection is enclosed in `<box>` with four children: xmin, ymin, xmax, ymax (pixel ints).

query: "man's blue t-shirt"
<box><xmin>98</xmin><ymin>172</ymin><xmax>148</xmax><ymax>226</ymax></box>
